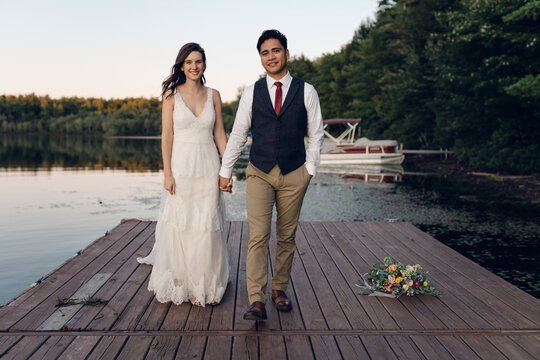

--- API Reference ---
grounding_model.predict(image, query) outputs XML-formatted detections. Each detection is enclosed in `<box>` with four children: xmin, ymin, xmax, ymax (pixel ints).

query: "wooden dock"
<box><xmin>0</xmin><ymin>220</ymin><xmax>538</xmax><ymax>359</ymax></box>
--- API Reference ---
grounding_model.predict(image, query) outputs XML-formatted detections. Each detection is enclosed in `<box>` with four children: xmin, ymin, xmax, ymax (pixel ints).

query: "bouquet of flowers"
<box><xmin>358</xmin><ymin>256</ymin><xmax>440</xmax><ymax>298</ymax></box>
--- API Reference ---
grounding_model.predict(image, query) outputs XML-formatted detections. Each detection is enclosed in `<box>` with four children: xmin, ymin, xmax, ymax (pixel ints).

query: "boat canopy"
<box><xmin>323</xmin><ymin>119</ymin><xmax>361</xmax><ymax>125</ymax></box>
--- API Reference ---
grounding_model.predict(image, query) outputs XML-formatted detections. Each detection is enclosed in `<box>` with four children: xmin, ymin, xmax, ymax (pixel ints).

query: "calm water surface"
<box><xmin>0</xmin><ymin>135</ymin><xmax>538</xmax><ymax>304</ymax></box>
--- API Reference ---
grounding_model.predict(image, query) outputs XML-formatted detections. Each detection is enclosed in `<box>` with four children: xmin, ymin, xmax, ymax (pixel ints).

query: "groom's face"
<box><xmin>259</xmin><ymin>38</ymin><xmax>289</xmax><ymax>79</ymax></box>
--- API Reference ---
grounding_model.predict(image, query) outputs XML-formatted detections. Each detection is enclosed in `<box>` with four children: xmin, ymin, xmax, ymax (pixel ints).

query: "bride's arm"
<box><xmin>212</xmin><ymin>89</ymin><xmax>228</xmax><ymax>158</ymax></box>
<box><xmin>162</xmin><ymin>90</ymin><xmax>175</xmax><ymax>195</ymax></box>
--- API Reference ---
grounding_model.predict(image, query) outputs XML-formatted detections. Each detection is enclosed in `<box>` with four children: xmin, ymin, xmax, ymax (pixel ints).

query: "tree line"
<box><xmin>1</xmin><ymin>0</ymin><xmax>538</xmax><ymax>173</ymax></box>
<box><xmin>288</xmin><ymin>0</ymin><xmax>539</xmax><ymax>174</ymax></box>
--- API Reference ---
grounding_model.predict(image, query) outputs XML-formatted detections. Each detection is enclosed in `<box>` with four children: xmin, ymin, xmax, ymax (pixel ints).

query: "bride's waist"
<box><xmin>173</xmin><ymin>130</ymin><xmax>214</xmax><ymax>142</ymax></box>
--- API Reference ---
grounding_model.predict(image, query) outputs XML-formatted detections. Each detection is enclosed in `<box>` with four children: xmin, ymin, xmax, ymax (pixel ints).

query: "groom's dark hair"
<box><xmin>257</xmin><ymin>29</ymin><xmax>288</xmax><ymax>53</ymax></box>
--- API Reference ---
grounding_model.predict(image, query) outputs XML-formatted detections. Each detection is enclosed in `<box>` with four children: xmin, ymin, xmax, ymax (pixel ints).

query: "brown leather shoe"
<box><xmin>243</xmin><ymin>301</ymin><xmax>267</xmax><ymax>321</ymax></box>
<box><xmin>272</xmin><ymin>290</ymin><xmax>292</xmax><ymax>312</ymax></box>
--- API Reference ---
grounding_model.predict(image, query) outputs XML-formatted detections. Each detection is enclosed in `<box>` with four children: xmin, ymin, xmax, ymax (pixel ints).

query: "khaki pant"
<box><xmin>245</xmin><ymin>162</ymin><xmax>311</xmax><ymax>304</ymax></box>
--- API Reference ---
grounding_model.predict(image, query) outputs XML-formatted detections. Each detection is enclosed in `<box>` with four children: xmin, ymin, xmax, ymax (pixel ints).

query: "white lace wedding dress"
<box><xmin>137</xmin><ymin>88</ymin><xmax>229</xmax><ymax>306</ymax></box>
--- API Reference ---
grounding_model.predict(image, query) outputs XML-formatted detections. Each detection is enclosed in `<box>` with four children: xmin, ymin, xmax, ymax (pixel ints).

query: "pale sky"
<box><xmin>0</xmin><ymin>0</ymin><xmax>379</xmax><ymax>102</ymax></box>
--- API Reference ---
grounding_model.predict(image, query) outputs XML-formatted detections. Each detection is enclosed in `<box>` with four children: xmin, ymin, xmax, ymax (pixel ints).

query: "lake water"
<box><xmin>0</xmin><ymin>134</ymin><xmax>538</xmax><ymax>304</ymax></box>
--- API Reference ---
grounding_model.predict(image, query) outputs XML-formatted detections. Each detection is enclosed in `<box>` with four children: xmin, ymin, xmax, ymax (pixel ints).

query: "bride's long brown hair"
<box><xmin>161</xmin><ymin>42</ymin><xmax>206</xmax><ymax>98</ymax></box>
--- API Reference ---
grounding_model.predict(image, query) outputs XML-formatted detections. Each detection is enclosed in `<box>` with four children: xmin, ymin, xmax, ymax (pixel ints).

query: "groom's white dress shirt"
<box><xmin>219</xmin><ymin>72</ymin><xmax>324</xmax><ymax>178</ymax></box>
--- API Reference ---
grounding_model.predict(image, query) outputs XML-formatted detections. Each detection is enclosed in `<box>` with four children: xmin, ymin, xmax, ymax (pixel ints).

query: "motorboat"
<box><xmin>319</xmin><ymin>119</ymin><xmax>405</xmax><ymax>165</ymax></box>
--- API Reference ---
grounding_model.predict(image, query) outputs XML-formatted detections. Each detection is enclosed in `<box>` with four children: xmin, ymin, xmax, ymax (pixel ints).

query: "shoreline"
<box><xmin>404</xmin><ymin>155</ymin><xmax>540</xmax><ymax>205</ymax></box>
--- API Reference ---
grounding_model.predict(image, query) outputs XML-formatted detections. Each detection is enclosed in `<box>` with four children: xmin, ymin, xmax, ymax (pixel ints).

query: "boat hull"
<box><xmin>320</xmin><ymin>152</ymin><xmax>405</xmax><ymax>165</ymax></box>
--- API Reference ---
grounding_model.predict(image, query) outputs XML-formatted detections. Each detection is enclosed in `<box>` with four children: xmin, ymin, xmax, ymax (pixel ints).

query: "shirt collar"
<box><xmin>266</xmin><ymin>72</ymin><xmax>292</xmax><ymax>90</ymax></box>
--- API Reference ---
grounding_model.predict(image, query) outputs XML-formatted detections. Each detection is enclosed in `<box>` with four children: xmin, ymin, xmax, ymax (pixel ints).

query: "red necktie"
<box><xmin>274</xmin><ymin>81</ymin><xmax>282</xmax><ymax>115</ymax></box>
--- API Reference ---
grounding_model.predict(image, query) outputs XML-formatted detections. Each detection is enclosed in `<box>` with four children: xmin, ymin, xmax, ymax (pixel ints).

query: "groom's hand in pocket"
<box><xmin>219</xmin><ymin>176</ymin><xmax>233</xmax><ymax>193</ymax></box>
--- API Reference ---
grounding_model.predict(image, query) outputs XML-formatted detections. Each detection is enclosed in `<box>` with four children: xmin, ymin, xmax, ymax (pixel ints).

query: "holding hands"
<box><xmin>164</xmin><ymin>174</ymin><xmax>176</xmax><ymax>195</ymax></box>
<box><xmin>219</xmin><ymin>176</ymin><xmax>233</xmax><ymax>193</ymax></box>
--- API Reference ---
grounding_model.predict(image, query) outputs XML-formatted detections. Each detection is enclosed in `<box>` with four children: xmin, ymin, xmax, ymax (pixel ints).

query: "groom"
<box><xmin>219</xmin><ymin>29</ymin><xmax>324</xmax><ymax>321</ymax></box>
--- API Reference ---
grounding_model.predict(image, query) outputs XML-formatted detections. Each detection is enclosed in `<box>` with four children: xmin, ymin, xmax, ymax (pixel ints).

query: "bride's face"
<box><xmin>181</xmin><ymin>51</ymin><xmax>205</xmax><ymax>82</ymax></box>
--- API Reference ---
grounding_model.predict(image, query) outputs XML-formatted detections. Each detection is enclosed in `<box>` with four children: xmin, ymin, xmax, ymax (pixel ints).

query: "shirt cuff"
<box><xmin>305</xmin><ymin>162</ymin><xmax>316</xmax><ymax>176</ymax></box>
<box><xmin>219</xmin><ymin>167</ymin><xmax>233</xmax><ymax>179</ymax></box>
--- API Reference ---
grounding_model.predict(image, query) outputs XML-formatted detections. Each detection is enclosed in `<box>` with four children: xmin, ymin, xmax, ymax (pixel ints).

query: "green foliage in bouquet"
<box><xmin>359</xmin><ymin>257</ymin><xmax>441</xmax><ymax>298</ymax></box>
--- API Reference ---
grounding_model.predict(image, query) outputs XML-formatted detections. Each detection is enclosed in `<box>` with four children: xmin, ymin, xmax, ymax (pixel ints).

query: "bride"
<box><xmin>138</xmin><ymin>42</ymin><xmax>230</xmax><ymax>306</ymax></box>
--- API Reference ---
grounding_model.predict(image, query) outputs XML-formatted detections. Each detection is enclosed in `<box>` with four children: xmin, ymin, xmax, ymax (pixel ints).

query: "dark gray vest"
<box><xmin>249</xmin><ymin>77</ymin><xmax>307</xmax><ymax>175</ymax></box>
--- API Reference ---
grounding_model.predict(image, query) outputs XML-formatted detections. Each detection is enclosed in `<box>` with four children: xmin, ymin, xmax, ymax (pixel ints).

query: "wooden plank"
<box><xmin>295</xmin><ymin>223</ymin><xmax>350</xmax><ymax>329</ymax></box>
<box><xmin>65</xmin><ymin>224</ymin><xmax>156</xmax><ymax>330</ymax></box>
<box><xmin>200</xmin><ymin>336</ymin><xmax>231</xmax><ymax>360</ymax></box>
<box><xmin>145</xmin><ymin>336</ymin><xmax>181</xmax><ymax>360</ymax></box>
<box><xmin>299</xmin><ymin>222</ymin><xmax>375</xmax><ymax>329</ymax></box>
<box><xmin>231</xmin><ymin>336</ymin><xmax>259</xmax><ymax>360</ymax></box>
<box><xmin>283</xmin><ymin>335</ymin><xmax>315</xmax><ymax>360</ymax></box>
<box><xmin>0</xmin><ymin>336</ymin><xmax>22</xmax><ymax>357</ymax></box>
<box><xmin>116</xmin><ymin>336</ymin><xmax>154</xmax><ymax>360</ymax></box>
<box><xmin>316</xmin><ymin>222</ymin><xmax>425</xmax><ymax>331</ymax></box>
<box><xmin>374</xmin><ymin>222</ymin><xmax>537</xmax><ymax>329</ymax></box>
<box><xmin>360</xmin><ymin>336</ymin><xmax>397</xmax><ymax>359</ymax></box>
<box><xmin>57</xmin><ymin>336</ymin><xmax>101</xmax><ymax>360</ymax></box>
<box><xmin>86</xmin><ymin>336</ymin><xmax>127</xmax><ymax>360</ymax></box>
<box><xmin>86</xmin><ymin>263</ymin><xmax>150</xmax><ymax>330</ymax></box>
<box><xmin>233</xmin><ymin>222</ymin><xmax>257</xmax><ymax>330</ymax></box>
<box><xmin>112</xmin><ymin>275</ymin><xmax>154</xmax><ymax>330</ymax></box>
<box><xmin>436</xmin><ymin>336</ymin><xmax>482</xmax><ymax>359</ymax></box>
<box><xmin>509</xmin><ymin>336</ymin><xmax>540</xmax><ymax>358</ymax></box>
<box><xmin>460</xmin><ymin>336</ymin><xmax>508</xmax><ymax>360</ymax></box>
<box><xmin>28</xmin><ymin>336</ymin><xmax>74</xmax><ymax>360</ymax></box>
<box><xmin>37</xmin><ymin>273</ymin><xmax>112</xmax><ymax>330</ymax></box>
<box><xmin>330</xmin><ymin>221</ymin><xmax>469</xmax><ymax>330</ymax></box>
<box><xmin>136</xmin><ymin>298</ymin><xmax>171</xmax><ymax>331</ymax></box>
<box><xmin>294</xmin><ymin>224</ymin><xmax>346</xmax><ymax>357</ymax></box>
<box><xmin>257</xmin><ymin>229</ymin><xmax>291</xmax><ymax>359</ymax></box>
<box><xmin>175</xmin><ymin>306</ymin><xmax>212</xmax><ymax>359</ymax></box>
<box><xmin>0</xmin><ymin>336</ymin><xmax>49</xmax><ymax>360</ymax></box>
<box><xmin>384</xmin><ymin>336</ymin><xmax>427</xmax><ymax>359</ymax></box>
<box><xmin>330</xmin><ymin>222</ymin><xmax>470</xmax><ymax>355</ymax></box>
<box><xmin>398</xmin><ymin>222</ymin><xmax>540</xmax><ymax>323</ymax></box>
<box><xmin>205</xmin><ymin>222</ymin><xmax>237</xmax><ymax>359</ymax></box>
<box><xmin>333</xmin><ymin>336</ymin><xmax>370</xmax><ymax>359</ymax></box>
<box><xmin>319</xmin><ymin>222</ymin><xmax>402</xmax><ymax>330</ymax></box>
<box><xmin>409</xmin><ymin>335</ymin><xmax>453</xmax><ymax>360</ymax></box>
<box><xmin>347</xmin><ymin>222</ymin><xmax>495</xmax><ymax>330</ymax></box>
<box><xmin>485</xmin><ymin>336</ymin><xmax>537</xmax><ymax>360</ymax></box>
<box><xmin>3</xmin><ymin>221</ymin><xmax>151</xmax><ymax>331</ymax></box>
<box><xmin>288</xmin><ymin>227</ymin><xmax>329</xmax><ymax>330</ymax></box>
<box><xmin>175</xmin><ymin>336</ymin><xmax>206</xmax><ymax>360</ymax></box>
<box><xmin>160</xmin><ymin>303</ymin><xmax>191</xmax><ymax>331</ymax></box>
<box><xmin>231</xmin><ymin>223</ymin><xmax>258</xmax><ymax>359</ymax></box>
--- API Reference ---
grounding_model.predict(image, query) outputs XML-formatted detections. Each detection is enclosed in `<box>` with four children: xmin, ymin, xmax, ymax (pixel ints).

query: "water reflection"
<box><xmin>0</xmin><ymin>134</ymin><xmax>162</xmax><ymax>171</ymax></box>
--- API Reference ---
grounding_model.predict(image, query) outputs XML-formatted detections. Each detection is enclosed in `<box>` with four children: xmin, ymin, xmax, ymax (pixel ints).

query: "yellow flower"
<box><xmin>423</xmin><ymin>281</ymin><xmax>428</xmax><ymax>287</ymax></box>
<box><xmin>395</xmin><ymin>277</ymin><xmax>403</xmax><ymax>283</ymax></box>
<box><xmin>389</xmin><ymin>264</ymin><xmax>397</xmax><ymax>272</ymax></box>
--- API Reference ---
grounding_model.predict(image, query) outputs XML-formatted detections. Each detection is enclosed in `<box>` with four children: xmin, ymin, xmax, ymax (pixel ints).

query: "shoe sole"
<box><xmin>243</xmin><ymin>314</ymin><xmax>267</xmax><ymax>321</ymax></box>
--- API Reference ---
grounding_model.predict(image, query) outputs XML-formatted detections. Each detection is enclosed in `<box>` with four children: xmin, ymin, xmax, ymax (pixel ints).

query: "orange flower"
<box><xmin>388</xmin><ymin>264</ymin><xmax>397</xmax><ymax>271</ymax></box>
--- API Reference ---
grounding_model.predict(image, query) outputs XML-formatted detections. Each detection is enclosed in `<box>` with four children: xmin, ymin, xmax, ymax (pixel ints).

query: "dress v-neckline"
<box><xmin>178</xmin><ymin>88</ymin><xmax>209</xmax><ymax>119</ymax></box>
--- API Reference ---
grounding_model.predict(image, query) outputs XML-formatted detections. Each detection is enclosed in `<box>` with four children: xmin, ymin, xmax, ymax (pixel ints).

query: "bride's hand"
<box><xmin>164</xmin><ymin>174</ymin><xmax>176</xmax><ymax>195</ymax></box>
<box><xmin>219</xmin><ymin>176</ymin><xmax>233</xmax><ymax>193</ymax></box>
